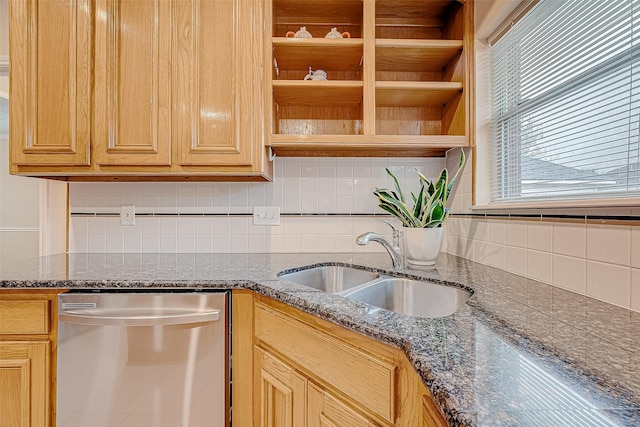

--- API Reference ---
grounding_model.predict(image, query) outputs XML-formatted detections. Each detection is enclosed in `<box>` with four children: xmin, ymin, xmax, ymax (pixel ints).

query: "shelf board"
<box><xmin>376</xmin><ymin>81</ymin><xmax>462</xmax><ymax>107</ymax></box>
<box><xmin>376</xmin><ymin>39</ymin><xmax>462</xmax><ymax>72</ymax></box>
<box><xmin>376</xmin><ymin>1</ymin><xmax>456</xmax><ymax>23</ymax></box>
<box><xmin>269</xmin><ymin>134</ymin><xmax>467</xmax><ymax>157</ymax></box>
<box><xmin>273</xmin><ymin>38</ymin><xmax>363</xmax><ymax>71</ymax></box>
<box><xmin>273</xmin><ymin>80</ymin><xmax>363</xmax><ymax>106</ymax></box>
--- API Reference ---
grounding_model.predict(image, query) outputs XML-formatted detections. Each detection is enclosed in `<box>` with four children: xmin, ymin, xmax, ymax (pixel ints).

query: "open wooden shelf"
<box><xmin>273</xmin><ymin>38</ymin><xmax>363</xmax><ymax>72</ymax></box>
<box><xmin>376</xmin><ymin>39</ymin><xmax>463</xmax><ymax>73</ymax></box>
<box><xmin>273</xmin><ymin>80</ymin><xmax>363</xmax><ymax>106</ymax></box>
<box><xmin>269</xmin><ymin>134</ymin><xmax>467</xmax><ymax>157</ymax></box>
<box><xmin>376</xmin><ymin>81</ymin><xmax>462</xmax><ymax>107</ymax></box>
<box><xmin>273</xmin><ymin>0</ymin><xmax>363</xmax><ymax>38</ymax></box>
<box><xmin>375</xmin><ymin>0</ymin><xmax>463</xmax><ymax>40</ymax></box>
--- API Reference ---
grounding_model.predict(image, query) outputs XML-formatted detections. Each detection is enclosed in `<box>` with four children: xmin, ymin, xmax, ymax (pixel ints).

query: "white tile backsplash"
<box><xmin>587</xmin><ymin>224</ymin><xmax>631</xmax><ymax>266</ymax></box>
<box><xmin>586</xmin><ymin>261</ymin><xmax>630</xmax><ymax>308</ymax></box>
<box><xmin>69</xmin><ymin>157</ymin><xmax>444</xmax><ymax>255</ymax></box>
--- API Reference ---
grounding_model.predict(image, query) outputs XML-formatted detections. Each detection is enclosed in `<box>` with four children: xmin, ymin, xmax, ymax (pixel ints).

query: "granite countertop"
<box><xmin>1</xmin><ymin>252</ymin><xmax>639</xmax><ymax>427</ymax></box>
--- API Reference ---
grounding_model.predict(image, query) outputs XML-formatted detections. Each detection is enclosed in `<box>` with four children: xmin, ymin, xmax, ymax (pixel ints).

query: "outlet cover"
<box><xmin>120</xmin><ymin>205</ymin><xmax>135</xmax><ymax>226</ymax></box>
<box><xmin>253</xmin><ymin>207</ymin><xmax>280</xmax><ymax>226</ymax></box>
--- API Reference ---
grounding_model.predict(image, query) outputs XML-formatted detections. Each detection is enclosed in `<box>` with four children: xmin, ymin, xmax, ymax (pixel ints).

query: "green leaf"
<box><xmin>447</xmin><ymin>149</ymin><xmax>466</xmax><ymax>199</ymax></box>
<box><xmin>413</xmin><ymin>186</ymin><xmax>425</xmax><ymax>219</ymax></box>
<box><xmin>385</xmin><ymin>168</ymin><xmax>405</xmax><ymax>204</ymax></box>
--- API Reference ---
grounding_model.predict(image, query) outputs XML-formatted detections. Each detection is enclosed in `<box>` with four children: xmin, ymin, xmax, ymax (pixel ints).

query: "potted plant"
<box><xmin>373</xmin><ymin>149</ymin><xmax>466</xmax><ymax>265</ymax></box>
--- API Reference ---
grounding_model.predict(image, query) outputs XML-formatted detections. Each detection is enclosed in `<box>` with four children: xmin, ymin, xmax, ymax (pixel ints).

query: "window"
<box><xmin>491</xmin><ymin>0</ymin><xmax>639</xmax><ymax>203</ymax></box>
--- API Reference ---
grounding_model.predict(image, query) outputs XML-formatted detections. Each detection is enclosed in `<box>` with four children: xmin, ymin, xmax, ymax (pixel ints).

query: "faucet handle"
<box><xmin>383</xmin><ymin>220</ymin><xmax>403</xmax><ymax>247</ymax></box>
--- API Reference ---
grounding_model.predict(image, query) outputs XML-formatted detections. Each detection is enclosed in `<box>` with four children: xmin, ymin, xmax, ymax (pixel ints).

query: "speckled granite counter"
<box><xmin>1</xmin><ymin>253</ymin><xmax>639</xmax><ymax>427</ymax></box>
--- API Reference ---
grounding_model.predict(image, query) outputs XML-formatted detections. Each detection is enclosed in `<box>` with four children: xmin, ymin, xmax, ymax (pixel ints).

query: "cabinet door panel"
<box><xmin>174</xmin><ymin>0</ymin><xmax>253</xmax><ymax>166</ymax></box>
<box><xmin>308</xmin><ymin>382</ymin><xmax>380</xmax><ymax>427</ymax></box>
<box><xmin>254</xmin><ymin>346</ymin><xmax>306</xmax><ymax>427</ymax></box>
<box><xmin>0</xmin><ymin>341</ymin><xmax>49</xmax><ymax>427</ymax></box>
<box><xmin>10</xmin><ymin>0</ymin><xmax>91</xmax><ymax>166</ymax></box>
<box><xmin>94</xmin><ymin>0</ymin><xmax>171</xmax><ymax>166</ymax></box>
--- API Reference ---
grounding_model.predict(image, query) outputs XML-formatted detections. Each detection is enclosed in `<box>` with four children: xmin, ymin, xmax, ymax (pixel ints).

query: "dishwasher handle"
<box><xmin>59</xmin><ymin>308</ymin><xmax>220</xmax><ymax>327</ymax></box>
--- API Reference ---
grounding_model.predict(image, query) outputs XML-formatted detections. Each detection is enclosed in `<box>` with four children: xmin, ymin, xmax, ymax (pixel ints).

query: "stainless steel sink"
<box><xmin>278</xmin><ymin>266</ymin><xmax>380</xmax><ymax>292</ymax></box>
<box><xmin>341</xmin><ymin>278</ymin><xmax>471</xmax><ymax>318</ymax></box>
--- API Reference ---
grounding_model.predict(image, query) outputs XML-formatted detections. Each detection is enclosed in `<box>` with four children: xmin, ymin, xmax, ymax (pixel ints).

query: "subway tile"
<box><xmin>488</xmin><ymin>243</ymin><xmax>506</xmax><ymax>270</ymax></box>
<box><xmin>230</xmin><ymin>235</ymin><xmax>249</xmax><ymax>253</ymax></box>
<box><xmin>229</xmin><ymin>217</ymin><xmax>249</xmax><ymax>235</ymax></box>
<box><xmin>282</xmin><ymin>235</ymin><xmax>301</xmax><ymax>253</ymax></box>
<box><xmin>212</xmin><ymin>217</ymin><xmax>230</xmax><ymax>235</ymax></box>
<box><xmin>552</xmin><ymin>254</ymin><xmax>586</xmax><ymax>294</ymax></box>
<box><xmin>470</xmin><ymin>220</ymin><xmax>489</xmax><ymax>242</ymax></box>
<box><xmin>176</xmin><ymin>234</ymin><xmax>196</xmax><ymax>254</ymax></box>
<box><xmin>87</xmin><ymin>235</ymin><xmax>106</xmax><ymax>253</ymax></box>
<box><xmin>267</xmin><ymin>235</ymin><xmax>284</xmax><ymax>252</ymax></box>
<box><xmin>473</xmin><ymin>240</ymin><xmax>489</xmax><ymax>264</ymax></box>
<box><xmin>527</xmin><ymin>250</ymin><xmax>552</xmax><ymax>284</ymax></box>
<box><xmin>586</xmin><ymin>261</ymin><xmax>631</xmax><ymax>308</ymax></box>
<box><xmin>632</xmin><ymin>269</ymin><xmax>640</xmax><ymax>312</ymax></box>
<box><xmin>123</xmin><ymin>235</ymin><xmax>142</xmax><ymax>253</ymax></box>
<box><xmin>587</xmin><ymin>224</ymin><xmax>631</xmax><ymax>266</ymax></box>
<box><xmin>69</xmin><ymin>234</ymin><xmax>88</xmax><ymax>253</ymax></box>
<box><xmin>506</xmin><ymin>246</ymin><xmax>527</xmax><ymax>276</ymax></box>
<box><xmin>632</xmin><ymin>228</ymin><xmax>640</xmax><ymax>268</ymax></box>
<box><xmin>160</xmin><ymin>236</ymin><xmax>177</xmax><ymax>253</ymax></box>
<box><xmin>194</xmin><ymin>217</ymin><xmax>214</xmax><ymax>235</ymax></box>
<box><xmin>300</xmin><ymin>196</ymin><xmax>318</xmax><ymax>213</ymax></box>
<box><xmin>526</xmin><ymin>222</ymin><xmax>553</xmax><ymax>252</ymax></box>
<box><xmin>506</xmin><ymin>220</ymin><xmax>527</xmax><ymax>248</ymax></box>
<box><xmin>213</xmin><ymin>235</ymin><xmax>231</xmax><ymax>252</ymax></box>
<box><xmin>195</xmin><ymin>235</ymin><xmax>214</xmax><ymax>253</ymax></box>
<box><xmin>488</xmin><ymin>220</ymin><xmax>507</xmax><ymax>244</ymax></box>
<box><xmin>177</xmin><ymin>217</ymin><xmax>195</xmax><ymax>235</ymax></box>
<box><xmin>159</xmin><ymin>217</ymin><xmax>177</xmax><ymax>235</ymax></box>
<box><xmin>248</xmin><ymin>235</ymin><xmax>267</xmax><ymax>253</ymax></box>
<box><xmin>553</xmin><ymin>222</ymin><xmax>586</xmax><ymax>258</ymax></box>
<box><xmin>141</xmin><ymin>235</ymin><xmax>159</xmax><ymax>253</ymax></box>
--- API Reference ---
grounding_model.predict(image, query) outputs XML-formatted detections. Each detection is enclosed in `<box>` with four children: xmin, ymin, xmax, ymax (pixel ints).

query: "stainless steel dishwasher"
<box><xmin>56</xmin><ymin>291</ymin><xmax>229</xmax><ymax>427</ymax></box>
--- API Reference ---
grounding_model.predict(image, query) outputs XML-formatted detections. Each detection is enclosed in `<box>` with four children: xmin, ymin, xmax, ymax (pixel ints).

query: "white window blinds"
<box><xmin>491</xmin><ymin>0</ymin><xmax>640</xmax><ymax>203</ymax></box>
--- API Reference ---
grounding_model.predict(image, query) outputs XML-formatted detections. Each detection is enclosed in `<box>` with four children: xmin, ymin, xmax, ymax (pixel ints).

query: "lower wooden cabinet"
<box><xmin>0</xmin><ymin>291</ymin><xmax>59</xmax><ymax>427</ymax></box>
<box><xmin>0</xmin><ymin>341</ymin><xmax>50</xmax><ymax>427</ymax></box>
<box><xmin>251</xmin><ymin>294</ymin><xmax>449</xmax><ymax>427</ymax></box>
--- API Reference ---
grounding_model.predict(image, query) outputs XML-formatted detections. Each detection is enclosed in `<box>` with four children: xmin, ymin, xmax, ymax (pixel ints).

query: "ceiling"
<box><xmin>0</xmin><ymin>97</ymin><xmax>7</xmax><ymax>134</ymax></box>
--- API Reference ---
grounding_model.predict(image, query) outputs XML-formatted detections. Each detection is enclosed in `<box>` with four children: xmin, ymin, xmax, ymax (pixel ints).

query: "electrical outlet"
<box><xmin>253</xmin><ymin>207</ymin><xmax>280</xmax><ymax>226</ymax></box>
<box><xmin>120</xmin><ymin>205</ymin><xmax>135</xmax><ymax>226</ymax></box>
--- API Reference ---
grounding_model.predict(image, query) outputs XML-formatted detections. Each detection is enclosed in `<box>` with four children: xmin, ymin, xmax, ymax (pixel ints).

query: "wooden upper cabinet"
<box><xmin>9</xmin><ymin>0</ymin><xmax>272</xmax><ymax>180</ymax></box>
<box><xmin>9</xmin><ymin>0</ymin><xmax>91</xmax><ymax>167</ymax></box>
<box><xmin>93</xmin><ymin>0</ymin><xmax>172</xmax><ymax>166</ymax></box>
<box><xmin>173</xmin><ymin>0</ymin><xmax>254</xmax><ymax>167</ymax></box>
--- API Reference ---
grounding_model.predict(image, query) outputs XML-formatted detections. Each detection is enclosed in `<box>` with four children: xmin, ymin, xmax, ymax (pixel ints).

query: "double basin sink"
<box><xmin>278</xmin><ymin>265</ymin><xmax>471</xmax><ymax>318</ymax></box>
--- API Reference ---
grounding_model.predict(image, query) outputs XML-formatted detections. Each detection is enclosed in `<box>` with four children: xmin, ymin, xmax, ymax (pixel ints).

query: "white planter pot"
<box><xmin>403</xmin><ymin>227</ymin><xmax>444</xmax><ymax>266</ymax></box>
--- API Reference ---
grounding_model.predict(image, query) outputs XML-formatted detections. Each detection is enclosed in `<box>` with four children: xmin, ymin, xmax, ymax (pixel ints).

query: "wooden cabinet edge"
<box><xmin>232</xmin><ymin>290</ymin><xmax>254</xmax><ymax>427</ymax></box>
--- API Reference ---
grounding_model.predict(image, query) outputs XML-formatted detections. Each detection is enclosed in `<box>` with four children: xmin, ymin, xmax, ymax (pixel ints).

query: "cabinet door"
<box><xmin>173</xmin><ymin>0</ymin><xmax>255</xmax><ymax>166</ymax></box>
<box><xmin>0</xmin><ymin>341</ymin><xmax>50</xmax><ymax>427</ymax></box>
<box><xmin>9</xmin><ymin>0</ymin><xmax>91</xmax><ymax>167</ymax></box>
<box><xmin>93</xmin><ymin>0</ymin><xmax>172</xmax><ymax>166</ymax></box>
<box><xmin>308</xmin><ymin>382</ymin><xmax>381</xmax><ymax>427</ymax></box>
<box><xmin>254</xmin><ymin>346</ymin><xmax>306</xmax><ymax>427</ymax></box>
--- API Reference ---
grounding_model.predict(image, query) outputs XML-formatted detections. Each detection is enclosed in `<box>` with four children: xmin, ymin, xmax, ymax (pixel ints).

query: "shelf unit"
<box><xmin>267</xmin><ymin>0</ymin><xmax>473</xmax><ymax>157</ymax></box>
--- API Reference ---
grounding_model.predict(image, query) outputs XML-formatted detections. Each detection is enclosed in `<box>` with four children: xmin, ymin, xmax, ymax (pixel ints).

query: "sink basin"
<box><xmin>278</xmin><ymin>266</ymin><xmax>380</xmax><ymax>292</ymax></box>
<box><xmin>342</xmin><ymin>278</ymin><xmax>471</xmax><ymax>318</ymax></box>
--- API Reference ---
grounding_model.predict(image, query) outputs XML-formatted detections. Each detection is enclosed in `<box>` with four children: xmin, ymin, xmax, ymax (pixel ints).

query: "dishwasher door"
<box><xmin>56</xmin><ymin>291</ymin><xmax>229</xmax><ymax>427</ymax></box>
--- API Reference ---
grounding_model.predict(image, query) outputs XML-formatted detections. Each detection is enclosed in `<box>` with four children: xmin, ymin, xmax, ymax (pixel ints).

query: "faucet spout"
<box><xmin>356</xmin><ymin>232</ymin><xmax>405</xmax><ymax>270</ymax></box>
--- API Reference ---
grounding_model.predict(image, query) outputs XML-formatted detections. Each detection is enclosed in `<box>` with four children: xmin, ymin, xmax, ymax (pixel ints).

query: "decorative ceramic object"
<box><xmin>403</xmin><ymin>227</ymin><xmax>444</xmax><ymax>266</ymax></box>
<box><xmin>285</xmin><ymin>26</ymin><xmax>313</xmax><ymax>38</ymax></box>
<box><xmin>325</xmin><ymin>27</ymin><xmax>351</xmax><ymax>39</ymax></box>
<box><xmin>304</xmin><ymin>68</ymin><xmax>327</xmax><ymax>81</ymax></box>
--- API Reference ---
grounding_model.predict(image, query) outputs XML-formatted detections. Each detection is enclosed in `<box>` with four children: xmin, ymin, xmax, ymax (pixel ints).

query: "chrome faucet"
<box><xmin>356</xmin><ymin>221</ymin><xmax>405</xmax><ymax>270</ymax></box>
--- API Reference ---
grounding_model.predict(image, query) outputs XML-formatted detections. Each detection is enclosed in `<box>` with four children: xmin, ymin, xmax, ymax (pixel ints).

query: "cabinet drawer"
<box><xmin>0</xmin><ymin>301</ymin><xmax>50</xmax><ymax>335</ymax></box>
<box><xmin>255</xmin><ymin>302</ymin><xmax>396</xmax><ymax>423</ymax></box>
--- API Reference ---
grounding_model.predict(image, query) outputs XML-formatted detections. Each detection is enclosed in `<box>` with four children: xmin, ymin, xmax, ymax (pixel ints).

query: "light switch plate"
<box><xmin>120</xmin><ymin>205</ymin><xmax>135</xmax><ymax>226</ymax></box>
<box><xmin>253</xmin><ymin>207</ymin><xmax>280</xmax><ymax>226</ymax></box>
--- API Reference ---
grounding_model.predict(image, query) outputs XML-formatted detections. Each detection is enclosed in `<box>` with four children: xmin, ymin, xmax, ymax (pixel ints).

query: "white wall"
<box><xmin>68</xmin><ymin>158</ymin><xmax>446</xmax><ymax>254</ymax></box>
<box><xmin>0</xmin><ymin>0</ymin><xmax>7</xmax><ymax>57</ymax></box>
<box><xmin>0</xmin><ymin>130</ymin><xmax>40</xmax><ymax>263</ymax></box>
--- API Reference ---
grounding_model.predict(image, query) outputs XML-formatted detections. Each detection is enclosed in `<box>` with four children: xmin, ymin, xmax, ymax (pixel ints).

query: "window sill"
<box><xmin>472</xmin><ymin>196</ymin><xmax>640</xmax><ymax>213</ymax></box>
